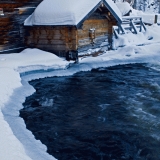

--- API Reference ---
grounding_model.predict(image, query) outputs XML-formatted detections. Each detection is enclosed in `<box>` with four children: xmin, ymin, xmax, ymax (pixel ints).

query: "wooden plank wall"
<box><xmin>0</xmin><ymin>12</ymin><xmax>36</xmax><ymax>53</ymax></box>
<box><xmin>0</xmin><ymin>0</ymin><xmax>42</xmax><ymax>12</ymax></box>
<box><xmin>78</xmin><ymin>19</ymin><xmax>109</xmax><ymax>48</ymax></box>
<box><xmin>25</xmin><ymin>26</ymin><xmax>77</xmax><ymax>56</ymax></box>
<box><xmin>0</xmin><ymin>12</ymin><xmax>24</xmax><ymax>52</ymax></box>
<box><xmin>77</xmin><ymin>8</ymin><xmax>110</xmax><ymax>51</ymax></box>
<box><xmin>0</xmin><ymin>1</ymin><xmax>28</xmax><ymax>12</ymax></box>
<box><xmin>0</xmin><ymin>1</ymin><xmax>39</xmax><ymax>53</ymax></box>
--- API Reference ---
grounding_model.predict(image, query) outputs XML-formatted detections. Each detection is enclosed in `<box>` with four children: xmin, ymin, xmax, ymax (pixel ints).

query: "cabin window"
<box><xmin>89</xmin><ymin>28</ymin><xmax>95</xmax><ymax>45</ymax></box>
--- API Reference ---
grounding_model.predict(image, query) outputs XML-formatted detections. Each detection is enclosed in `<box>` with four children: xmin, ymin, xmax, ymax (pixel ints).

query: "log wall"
<box><xmin>25</xmin><ymin>26</ymin><xmax>77</xmax><ymax>56</ymax></box>
<box><xmin>0</xmin><ymin>0</ymin><xmax>42</xmax><ymax>12</ymax></box>
<box><xmin>78</xmin><ymin>19</ymin><xmax>109</xmax><ymax>50</ymax></box>
<box><xmin>0</xmin><ymin>12</ymin><xmax>23</xmax><ymax>52</ymax></box>
<box><xmin>0</xmin><ymin>0</ymin><xmax>41</xmax><ymax>53</ymax></box>
<box><xmin>77</xmin><ymin>8</ymin><xmax>117</xmax><ymax>51</ymax></box>
<box><xmin>0</xmin><ymin>7</ymin><xmax>36</xmax><ymax>53</ymax></box>
<box><xmin>0</xmin><ymin>1</ymin><xmax>28</xmax><ymax>12</ymax></box>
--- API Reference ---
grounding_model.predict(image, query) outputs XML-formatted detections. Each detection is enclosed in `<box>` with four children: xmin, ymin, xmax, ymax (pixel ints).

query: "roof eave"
<box><xmin>76</xmin><ymin>1</ymin><xmax>103</xmax><ymax>29</ymax></box>
<box><xmin>103</xmin><ymin>0</ymin><xmax>122</xmax><ymax>24</ymax></box>
<box><xmin>76</xmin><ymin>0</ymin><xmax>122</xmax><ymax>29</ymax></box>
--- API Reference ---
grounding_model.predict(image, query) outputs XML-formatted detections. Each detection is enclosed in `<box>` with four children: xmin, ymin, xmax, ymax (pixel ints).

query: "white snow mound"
<box><xmin>116</xmin><ymin>2</ymin><xmax>132</xmax><ymax>16</ymax></box>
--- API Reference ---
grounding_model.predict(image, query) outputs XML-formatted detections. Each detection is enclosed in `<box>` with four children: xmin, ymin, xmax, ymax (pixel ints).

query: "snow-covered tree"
<box><xmin>134</xmin><ymin>0</ymin><xmax>160</xmax><ymax>13</ymax></box>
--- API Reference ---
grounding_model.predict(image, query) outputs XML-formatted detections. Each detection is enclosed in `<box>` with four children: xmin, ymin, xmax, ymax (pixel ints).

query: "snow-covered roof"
<box><xmin>24</xmin><ymin>0</ymin><xmax>122</xmax><ymax>26</ymax></box>
<box><xmin>116</xmin><ymin>2</ymin><xmax>132</xmax><ymax>16</ymax></box>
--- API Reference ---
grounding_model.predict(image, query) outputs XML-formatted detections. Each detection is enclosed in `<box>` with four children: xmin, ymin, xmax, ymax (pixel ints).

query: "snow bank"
<box><xmin>24</xmin><ymin>0</ymin><xmax>121</xmax><ymax>26</ymax></box>
<box><xmin>130</xmin><ymin>8</ymin><xmax>160</xmax><ymax>24</ymax></box>
<box><xmin>124</xmin><ymin>6</ymin><xmax>160</xmax><ymax>24</ymax></box>
<box><xmin>114</xmin><ymin>2</ymin><xmax>160</xmax><ymax>24</ymax></box>
<box><xmin>0</xmin><ymin>69</ymin><xmax>31</xmax><ymax>160</ymax></box>
<box><xmin>22</xmin><ymin>40</ymin><xmax>160</xmax><ymax>83</ymax></box>
<box><xmin>113</xmin><ymin>24</ymin><xmax>160</xmax><ymax>49</ymax></box>
<box><xmin>0</xmin><ymin>48</ymin><xmax>68</xmax><ymax>73</ymax></box>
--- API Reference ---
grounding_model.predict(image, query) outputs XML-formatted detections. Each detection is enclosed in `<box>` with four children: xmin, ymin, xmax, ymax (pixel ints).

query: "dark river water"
<box><xmin>20</xmin><ymin>63</ymin><xmax>160</xmax><ymax>160</ymax></box>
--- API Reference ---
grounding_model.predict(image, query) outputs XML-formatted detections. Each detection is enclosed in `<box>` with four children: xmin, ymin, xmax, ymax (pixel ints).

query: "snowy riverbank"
<box><xmin>0</xmin><ymin>49</ymin><xmax>68</xmax><ymax>160</ymax></box>
<box><xmin>1</xmin><ymin>24</ymin><xmax>160</xmax><ymax>160</ymax></box>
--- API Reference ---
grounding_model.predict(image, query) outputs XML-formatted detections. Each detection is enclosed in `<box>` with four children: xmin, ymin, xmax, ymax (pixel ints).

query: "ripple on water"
<box><xmin>20</xmin><ymin>63</ymin><xmax>160</xmax><ymax>160</ymax></box>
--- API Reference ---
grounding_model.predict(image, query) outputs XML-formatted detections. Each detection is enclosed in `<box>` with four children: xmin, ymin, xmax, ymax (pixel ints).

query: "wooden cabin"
<box><xmin>24</xmin><ymin>0</ymin><xmax>122</xmax><ymax>60</ymax></box>
<box><xmin>0</xmin><ymin>0</ymin><xmax>42</xmax><ymax>12</ymax></box>
<box><xmin>0</xmin><ymin>0</ymin><xmax>29</xmax><ymax>12</ymax></box>
<box><xmin>0</xmin><ymin>0</ymin><xmax>41</xmax><ymax>53</ymax></box>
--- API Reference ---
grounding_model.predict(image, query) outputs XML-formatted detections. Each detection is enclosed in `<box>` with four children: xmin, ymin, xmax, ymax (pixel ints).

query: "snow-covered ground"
<box><xmin>131</xmin><ymin>8</ymin><xmax>160</xmax><ymax>24</ymax></box>
<box><xmin>1</xmin><ymin>13</ymin><xmax>160</xmax><ymax>160</ymax></box>
<box><xmin>115</xmin><ymin>1</ymin><xmax>160</xmax><ymax>24</ymax></box>
<box><xmin>113</xmin><ymin>24</ymin><xmax>160</xmax><ymax>49</ymax></box>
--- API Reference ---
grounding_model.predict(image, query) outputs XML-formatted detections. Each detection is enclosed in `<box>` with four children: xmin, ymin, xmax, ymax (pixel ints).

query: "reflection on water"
<box><xmin>20</xmin><ymin>63</ymin><xmax>160</xmax><ymax>160</ymax></box>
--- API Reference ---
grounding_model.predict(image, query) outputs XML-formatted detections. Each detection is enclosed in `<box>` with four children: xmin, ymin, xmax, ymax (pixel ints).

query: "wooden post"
<box><xmin>108</xmin><ymin>22</ymin><xmax>114</xmax><ymax>50</ymax></box>
<box><xmin>158</xmin><ymin>0</ymin><xmax>160</xmax><ymax>14</ymax></box>
<box><xmin>140</xmin><ymin>18</ymin><xmax>142</xmax><ymax>32</ymax></box>
<box><xmin>154</xmin><ymin>15</ymin><xmax>158</xmax><ymax>24</ymax></box>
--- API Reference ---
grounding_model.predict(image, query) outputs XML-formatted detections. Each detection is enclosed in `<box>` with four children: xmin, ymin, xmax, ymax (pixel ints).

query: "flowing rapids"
<box><xmin>20</xmin><ymin>63</ymin><xmax>160</xmax><ymax>160</ymax></box>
